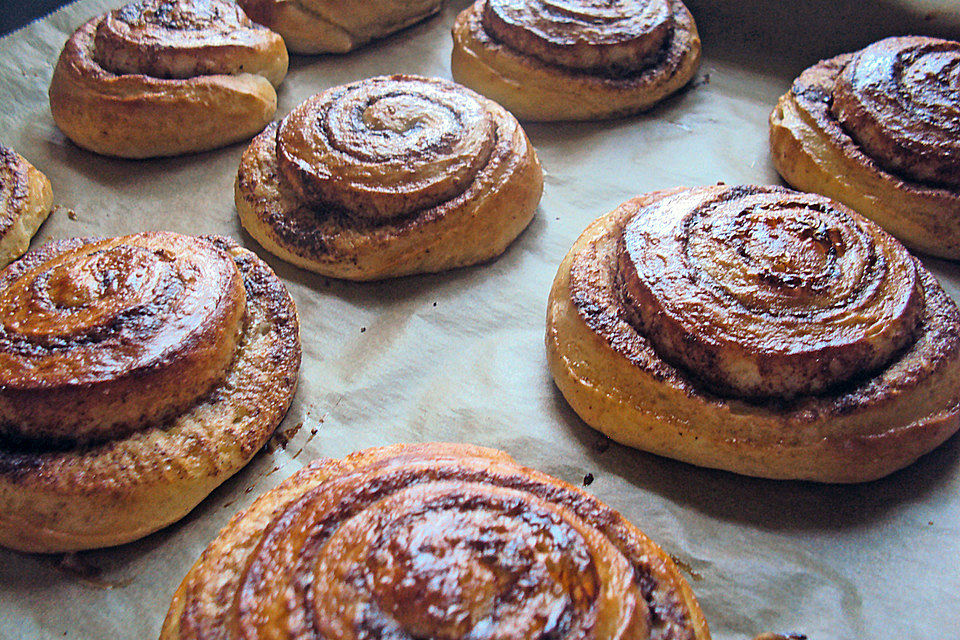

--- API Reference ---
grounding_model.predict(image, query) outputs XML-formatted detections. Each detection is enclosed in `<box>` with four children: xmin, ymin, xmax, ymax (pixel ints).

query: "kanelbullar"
<box><xmin>236</xmin><ymin>74</ymin><xmax>543</xmax><ymax>280</ymax></box>
<box><xmin>547</xmin><ymin>184</ymin><xmax>960</xmax><ymax>482</ymax></box>
<box><xmin>451</xmin><ymin>0</ymin><xmax>701</xmax><ymax>121</ymax></box>
<box><xmin>770</xmin><ymin>36</ymin><xmax>960</xmax><ymax>259</ymax></box>
<box><xmin>0</xmin><ymin>145</ymin><xmax>52</xmax><ymax>268</ymax></box>
<box><xmin>161</xmin><ymin>442</ymin><xmax>711</xmax><ymax>640</ymax></box>
<box><xmin>238</xmin><ymin>0</ymin><xmax>442</xmax><ymax>54</ymax></box>
<box><xmin>49</xmin><ymin>0</ymin><xmax>288</xmax><ymax>158</ymax></box>
<box><xmin>0</xmin><ymin>232</ymin><xmax>300</xmax><ymax>552</ymax></box>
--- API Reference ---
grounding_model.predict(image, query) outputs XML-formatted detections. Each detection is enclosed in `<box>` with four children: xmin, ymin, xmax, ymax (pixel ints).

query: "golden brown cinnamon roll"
<box><xmin>546</xmin><ymin>185</ymin><xmax>960</xmax><ymax>483</ymax></box>
<box><xmin>238</xmin><ymin>0</ymin><xmax>442</xmax><ymax>54</ymax></box>
<box><xmin>451</xmin><ymin>0</ymin><xmax>701</xmax><ymax>121</ymax></box>
<box><xmin>0</xmin><ymin>146</ymin><xmax>52</xmax><ymax>268</ymax></box>
<box><xmin>770</xmin><ymin>36</ymin><xmax>960</xmax><ymax>259</ymax></box>
<box><xmin>0</xmin><ymin>232</ymin><xmax>300</xmax><ymax>553</ymax></box>
<box><xmin>236</xmin><ymin>74</ymin><xmax>543</xmax><ymax>280</ymax></box>
<box><xmin>161</xmin><ymin>443</ymin><xmax>710</xmax><ymax>640</ymax></box>
<box><xmin>49</xmin><ymin>0</ymin><xmax>288</xmax><ymax>158</ymax></box>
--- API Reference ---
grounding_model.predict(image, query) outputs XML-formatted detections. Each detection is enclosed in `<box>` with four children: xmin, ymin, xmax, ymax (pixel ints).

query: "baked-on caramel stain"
<box><xmin>169</xmin><ymin>445</ymin><xmax>703</xmax><ymax>640</ymax></box>
<box><xmin>830</xmin><ymin>36</ymin><xmax>960</xmax><ymax>189</ymax></box>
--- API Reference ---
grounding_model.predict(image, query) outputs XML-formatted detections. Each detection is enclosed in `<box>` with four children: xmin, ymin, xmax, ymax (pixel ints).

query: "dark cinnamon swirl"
<box><xmin>0</xmin><ymin>232</ymin><xmax>300</xmax><ymax>552</ymax></box>
<box><xmin>161</xmin><ymin>443</ymin><xmax>710</xmax><ymax>640</ymax></box>
<box><xmin>770</xmin><ymin>36</ymin><xmax>960</xmax><ymax>259</ymax></box>
<box><xmin>238</xmin><ymin>0</ymin><xmax>442</xmax><ymax>54</ymax></box>
<box><xmin>546</xmin><ymin>185</ymin><xmax>960</xmax><ymax>482</ymax></box>
<box><xmin>49</xmin><ymin>0</ymin><xmax>288</xmax><ymax>158</ymax></box>
<box><xmin>236</xmin><ymin>74</ymin><xmax>543</xmax><ymax>280</ymax></box>
<box><xmin>451</xmin><ymin>0</ymin><xmax>701</xmax><ymax>121</ymax></box>
<box><xmin>0</xmin><ymin>145</ymin><xmax>52</xmax><ymax>268</ymax></box>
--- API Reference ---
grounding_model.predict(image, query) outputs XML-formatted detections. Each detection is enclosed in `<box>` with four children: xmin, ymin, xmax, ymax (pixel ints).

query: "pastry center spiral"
<box><xmin>93</xmin><ymin>0</ymin><xmax>268</xmax><ymax>78</ymax></box>
<box><xmin>276</xmin><ymin>75</ymin><xmax>496</xmax><ymax>221</ymax></box>
<box><xmin>0</xmin><ymin>233</ymin><xmax>246</xmax><ymax>443</ymax></box>
<box><xmin>235</xmin><ymin>464</ymin><xmax>649</xmax><ymax>640</ymax></box>
<box><xmin>831</xmin><ymin>36</ymin><xmax>960</xmax><ymax>188</ymax></box>
<box><xmin>619</xmin><ymin>185</ymin><xmax>922</xmax><ymax>398</ymax></box>
<box><xmin>318</xmin><ymin>484</ymin><xmax>611</xmax><ymax>640</ymax></box>
<box><xmin>481</xmin><ymin>0</ymin><xmax>673</xmax><ymax>73</ymax></box>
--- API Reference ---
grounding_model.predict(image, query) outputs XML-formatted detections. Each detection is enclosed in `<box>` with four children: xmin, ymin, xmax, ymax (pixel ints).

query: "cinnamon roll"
<box><xmin>451</xmin><ymin>0</ymin><xmax>701</xmax><ymax>121</ymax></box>
<box><xmin>546</xmin><ymin>185</ymin><xmax>960</xmax><ymax>482</ymax></box>
<box><xmin>0</xmin><ymin>232</ymin><xmax>300</xmax><ymax>553</ymax></box>
<box><xmin>238</xmin><ymin>0</ymin><xmax>442</xmax><ymax>54</ymax></box>
<box><xmin>236</xmin><ymin>74</ymin><xmax>543</xmax><ymax>280</ymax></box>
<box><xmin>0</xmin><ymin>146</ymin><xmax>52</xmax><ymax>268</ymax></box>
<box><xmin>161</xmin><ymin>443</ymin><xmax>710</xmax><ymax>640</ymax></box>
<box><xmin>49</xmin><ymin>0</ymin><xmax>288</xmax><ymax>158</ymax></box>
<box><xmin>770</xmin><ymin>36</ymin><xmax>960</xmax><ymax>259</ymax></box>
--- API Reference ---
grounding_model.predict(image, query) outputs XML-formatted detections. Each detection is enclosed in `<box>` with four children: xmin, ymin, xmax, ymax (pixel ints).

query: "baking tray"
<box><xmin>1</xmin><ymin>1</ymin><xmax>959</xmax><ymax>638</ymax></box>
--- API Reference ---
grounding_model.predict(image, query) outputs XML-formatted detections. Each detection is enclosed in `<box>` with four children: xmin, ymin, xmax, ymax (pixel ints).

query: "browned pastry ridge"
<box><xmin>770</xmin><ymin>36</ymin><xmax>960</xmax><ymax>259</ymax></box>
<box><xmin>49</xmin><ymin>0</ymin><xmax>288</xmax><ymax>158</ymax></box>
<box><xmin>0</xmin><ymin>145</ymin><xmax>53</xmax><ymax>268</ymax></box>
<box><xmin>546</xmin><ymin>184</ymin><xmax>960</xmax><ymax>483</ymax></box>
<box><xmin>0</xmin><ymin>232</ymin><xmax>300</xmax><ymax>553</ymax></box>
<box><xmin>236</xmin><ymin>74</ymin><xmax>544</xmax><ymax>280</ymax></box>
<box><xmin>451</xmin><ymin>0</ymin><xmax>701</xmax><ymax>121</ymax></box>
<box><xmin>238</xmin><ymin>0</ymin><xmax>443</xmax><ymax>54</ymax></box>
<box><xmin>161</xmin><ymin>442</ymin><xmax>711</xmax><ymax>640</ymax></box>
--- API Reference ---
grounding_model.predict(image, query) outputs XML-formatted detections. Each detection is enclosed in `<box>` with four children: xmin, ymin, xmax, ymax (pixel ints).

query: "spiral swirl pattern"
<box><xmin>480</xmin><ymin>0</ymin><xmax>673</xmax><ymax>73</ymax></box>
<box><xmin>618</xmin><ymin>185</ymin><xmax>922</xmax><ymax>398</ymax></box>
<box><xmin>276</xmin><ymin>76</ymin><xmax>497</xmax><ymax>221</ymax></box>
<box><xmin>830</xmin><ymin>36</ymin><xmax>960</xmax><ymax>188</ymax></box>
<box><xmin>0</xmin><ymin>232</ymin><xmax>247</xmax><ymax>443</ymax></box>
<box><xmin>92</xmin><ymin>0</ymin><xmax>281</xmax><ymax>80</ymax></box>
<box><xmin>164</xmin><ymin>444</ymin><xmax>706</xmax><ymax>640</ymax></box>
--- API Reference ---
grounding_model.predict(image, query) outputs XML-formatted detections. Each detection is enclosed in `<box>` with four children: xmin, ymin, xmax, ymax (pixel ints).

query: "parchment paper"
<box><xmin>2</xmin><ymin>2</ymin><xmax>960</xmax><ymax>638</ymax></box>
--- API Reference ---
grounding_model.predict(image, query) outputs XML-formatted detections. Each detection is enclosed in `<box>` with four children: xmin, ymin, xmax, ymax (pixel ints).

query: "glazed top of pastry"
<box><xmin>617</xmin><ymin>185</ymin><xmax>922</xmax><ymax>399</ymax></box>
<box><xmin>480</xmin><ymin>0</ymin><xmax>677</xmax><ymax>73</ymax></box>
<box><xmin>276</xmin><ymin>75</ymin><xmax>499</xmax><ymax>222</ymax></box>
<box><xmin>169</xmin><ymin>444</ymin><xmax>702</xmax><ymax>640</ymax></box>
<box><xmin>0</xmin><ymin>232</ymin><xmax>246</xmax><ymax>444</ymax></box>
<box><xmin>830</xmin><ymin>36</ymin><xmax>960</xmax><ymax>188</ymax></box>
<box><xmin>92</xmin><ymin>0</ymin><xmax>280</xmax><ymax>79</ymax></box>
<box><xmin>0</xmin><ymin>145</ymin><xmax>29</xmax><ymax>224</ymax></box>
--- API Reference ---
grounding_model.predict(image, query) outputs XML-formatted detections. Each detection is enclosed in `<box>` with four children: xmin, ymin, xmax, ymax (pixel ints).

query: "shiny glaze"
<box><xmin>0</xmin><ymin>232</ymin><xmax>246</xmax><ymax>443</ymax></box>
<box><xmin>276</xmin><ymin>75</ymin><xmax>497</xmax><ymax>222</ymax></box>
<box><xmin>0</xmin><ymin>145</ymin><xmax>28</xmax><ymax>228</ymax></box>
<box><xmin>167</xmin><ymin>445</ymin><xmax>703</xmax><ymax>640</ymax></box>
<box><xmin>480</xmin><ymin>0</ymin><xmax>674</xmax><ymax>73</ymax></box>
<box><xmin>831</xmin><ymin>36</ymin><xmax>960</xmax><ymax>189</ymax></box>
<box><xmin>92</xmin><ymin>0</ymin><xmax>280</xmax><ymax>79</ymax></box>
<box><xmin>618</xmin><ymin>185</ymin><xmax>922</xmax><ymax>398</ymax></box>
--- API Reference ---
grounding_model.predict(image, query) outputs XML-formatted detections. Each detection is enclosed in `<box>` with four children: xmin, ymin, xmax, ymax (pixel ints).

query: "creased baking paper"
<box><xmin>1</xmin><ymin>1</ymin><xmax>959</xmax><ymax>638</ymax></box>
